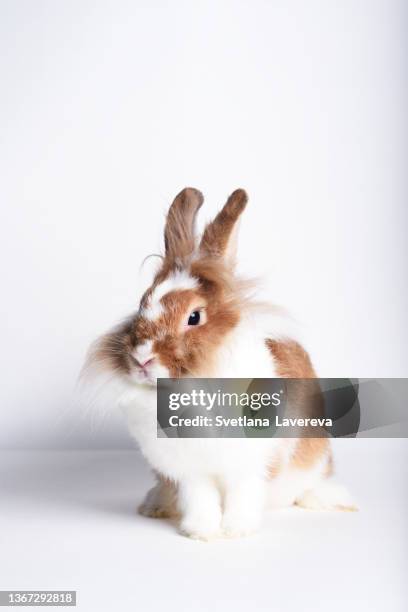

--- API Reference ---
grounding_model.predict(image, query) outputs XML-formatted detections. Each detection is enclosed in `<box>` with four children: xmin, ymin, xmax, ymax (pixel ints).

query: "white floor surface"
<box><xmin>0</xmin><ymin>440</ymin><xmax>406</xmax><ymax>611</ymax></box>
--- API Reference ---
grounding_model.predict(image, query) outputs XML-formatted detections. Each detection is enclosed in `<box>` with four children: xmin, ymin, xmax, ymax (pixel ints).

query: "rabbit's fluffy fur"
<box><xmin>84</xmin><ymin>188</ymin><xmax>355</xmax><ymax>540</ymax></box>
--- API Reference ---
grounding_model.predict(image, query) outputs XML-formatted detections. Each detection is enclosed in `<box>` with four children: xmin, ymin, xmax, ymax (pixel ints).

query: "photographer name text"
<box><xmin>167</xmin><ymin>415</ymin><xmax>333</xmax><ymax>428</ymax></box>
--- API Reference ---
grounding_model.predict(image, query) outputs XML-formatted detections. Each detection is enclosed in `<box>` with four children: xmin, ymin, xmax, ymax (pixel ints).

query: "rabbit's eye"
<box><xmin>188</xmin><ymin>311</ymin><xmax>201</xmax><ymax>326</ymax></box>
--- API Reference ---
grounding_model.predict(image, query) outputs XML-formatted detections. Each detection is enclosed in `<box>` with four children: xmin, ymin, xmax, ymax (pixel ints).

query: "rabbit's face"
<box><xmin>89</xmin><ymin>188</ymin><xmax>248</xmax><ymax>384</ymax></box>
<box><xmin>126</xmin><ymin>259</ymin><xmax>242</xmax><ymax>382</ymax></box>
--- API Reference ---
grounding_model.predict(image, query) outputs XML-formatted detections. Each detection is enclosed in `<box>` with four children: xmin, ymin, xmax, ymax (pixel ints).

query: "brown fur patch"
<box><xmin>266</xmin><ymin>339</ymin><xmax>316</xmax><ymax>378</ymax></box>
<box><xmin>291</xmin><ymin>438</ymin><xmax>331</xmax><ymax>471</ymax></box>
<box><xmin>266</xmin><ymin>339</ymin><xmax>333</xmax><ymax>474</ymax></box>
<box><xmin>86</xmin><ymin>319</ymin><xmax>134</xmax><ymax>375</ymax></box>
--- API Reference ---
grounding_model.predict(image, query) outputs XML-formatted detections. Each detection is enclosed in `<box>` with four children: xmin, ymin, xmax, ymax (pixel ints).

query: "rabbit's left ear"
<box><xmin>199</xmin><ymin>189</ymin><xmax>248</xmax><ymax>266</ymax></box>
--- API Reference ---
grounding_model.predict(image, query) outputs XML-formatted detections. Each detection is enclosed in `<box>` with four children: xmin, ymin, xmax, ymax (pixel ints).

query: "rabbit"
<box><xmin>83</xmin><ymin>188</ymin><xmax>355</xmax><ymax>540</ymax></box>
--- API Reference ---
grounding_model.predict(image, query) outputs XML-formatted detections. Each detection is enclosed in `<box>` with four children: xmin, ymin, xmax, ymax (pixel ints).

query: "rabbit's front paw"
<box><xmin>178</xmin><ymin>478</ymin><xmax>222</xmax><ymax>540</ymax></box>
<box><xmin>179</xmin><ymin>510</ymin><xmax>222</xmax><ymax>541</ymax></box>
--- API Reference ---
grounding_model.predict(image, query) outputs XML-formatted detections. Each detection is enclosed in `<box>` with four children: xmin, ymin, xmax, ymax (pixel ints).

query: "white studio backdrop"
<box><xmin>0</xmin><ymin>0</ymin><xmax>406</xmax><ymax>449</ymax></box>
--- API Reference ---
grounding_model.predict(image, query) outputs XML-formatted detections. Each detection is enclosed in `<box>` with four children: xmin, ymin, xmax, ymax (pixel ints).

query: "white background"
<box><xmin>0</xmin><ymin>0</ymin><xmax>407</xmax><ymax>449</ymax></box>
<box><xmin>0</xmin><ymin>4</ymin><xmax>407</xmax><ymax>611</ymax></box>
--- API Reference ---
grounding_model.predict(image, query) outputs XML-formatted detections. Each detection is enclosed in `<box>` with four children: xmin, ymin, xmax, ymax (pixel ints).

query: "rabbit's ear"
<box><xmin>164</xmin><ymin>188</ymin><xmax>204</xmax><ymax>263</ymax></box>
<box><xmin>199</xmin><ymin>189</ymin><xmax>248</xmax><ymax>266</ymax></box>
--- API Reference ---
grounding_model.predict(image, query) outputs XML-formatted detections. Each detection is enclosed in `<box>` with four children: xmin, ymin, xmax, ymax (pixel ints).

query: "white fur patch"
<box><xmin>141</xmin><ymin>270</ymin><xmax>198</xmax><ymax>321</ymax></box>
<box><xmin>132</xmin><ymin>340</ymin><xmax>153</xmax><ymax>364</ymax></box>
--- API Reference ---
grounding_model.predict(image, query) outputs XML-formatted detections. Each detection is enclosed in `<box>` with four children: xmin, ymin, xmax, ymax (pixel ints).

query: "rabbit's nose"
<box><xmin>139</xmin><ymin>357</ymin><xmax>155</xmax><ymax>369</ymax></box>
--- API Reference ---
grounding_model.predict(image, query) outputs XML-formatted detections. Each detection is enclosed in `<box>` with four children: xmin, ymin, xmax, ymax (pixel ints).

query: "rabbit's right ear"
<box><xmin>199</xmin><ymin>189</ymin><xmax>248</xmax><ymax>266</ymax></box>
<box><xmin>164</xmin><ymin>188</ymin><xmax>204</xmax><ymax>264</ymax></box>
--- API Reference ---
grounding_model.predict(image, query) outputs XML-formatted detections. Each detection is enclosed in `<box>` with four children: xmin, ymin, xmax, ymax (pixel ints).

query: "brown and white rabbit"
<box><xmin>84</xmin><ymin>188</ymin><xmax>355</xmax><ymax>540</ymax></box>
